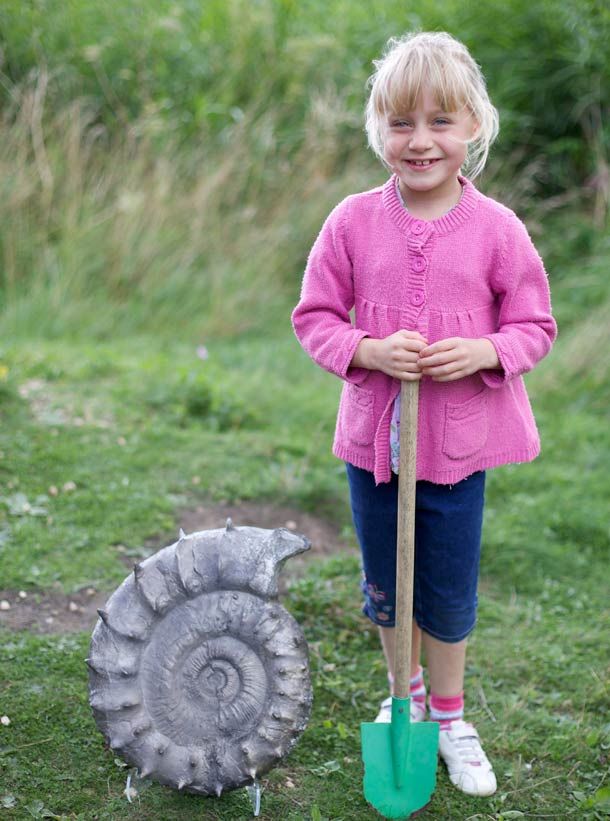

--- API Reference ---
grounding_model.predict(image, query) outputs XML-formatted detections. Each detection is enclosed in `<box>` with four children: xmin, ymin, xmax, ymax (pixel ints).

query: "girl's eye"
<box><xmin>434</xmin><ymin>118</ymin><xmax>451</xmax><ymax>125</ymax></box>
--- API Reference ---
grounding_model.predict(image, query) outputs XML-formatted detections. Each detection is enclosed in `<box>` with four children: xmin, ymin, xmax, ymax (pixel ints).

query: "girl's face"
<box><xmin>383</xmin><ymin>86</ymin><xmax>478</xmax><ymax>205</ymax></box>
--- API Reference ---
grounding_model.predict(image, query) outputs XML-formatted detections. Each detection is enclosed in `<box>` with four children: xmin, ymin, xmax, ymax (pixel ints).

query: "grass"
<box><xmin>0</xmin><ymin>559</ymin><xmax>608</xmax><ymax>819</ymax></box>
<box><xmin>0</xmin><ymin>4</ymin><xmax>608</xmax><ymax>815</ymax></box>
<box><xmin>0</xmin><ymin>313</ymin><xmax>609</xmax><ymax>818</ymax></box>
<box><xmin>0</xmin><ymin>0</ymin><xmax>608</xmax><ymax>343</ymax></box>
<box><xmin>0</xmin><ymin>332</ymin><xmax>345</xmax><ymax>591</ymax></box>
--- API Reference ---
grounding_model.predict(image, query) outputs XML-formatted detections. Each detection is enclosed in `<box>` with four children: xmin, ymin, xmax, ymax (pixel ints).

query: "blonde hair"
<box><xmin>365</xmin><ymin>32</ymin><xmax>499</xmax><ymax>179</ymax></box>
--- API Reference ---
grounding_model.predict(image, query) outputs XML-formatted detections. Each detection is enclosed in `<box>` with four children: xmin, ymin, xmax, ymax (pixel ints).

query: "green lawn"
<box><xmin>0</xmin><ymin>323</ymin><xmax>608</xmax><ymax>819</ymax></box>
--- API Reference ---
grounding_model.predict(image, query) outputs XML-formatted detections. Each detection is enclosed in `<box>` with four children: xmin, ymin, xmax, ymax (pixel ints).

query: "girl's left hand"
<box><xmin>418</xmin><ymin>337</ymin><xmax>500</xmax><ymax>381</ymax></box>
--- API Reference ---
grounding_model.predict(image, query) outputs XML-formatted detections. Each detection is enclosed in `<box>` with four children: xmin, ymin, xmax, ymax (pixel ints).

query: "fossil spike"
<box><xmin>85</xmin><ymin>657</ymin><xmax>101</xmax><ymax>674</ymax></box>
<box><xmin>225</xmin><ymin>517</ymin><xmax>234</xmax><ymax>531</ymax></box>
<box><xmin>88</xmin><ymin>523</ymin><xmax>313</xmax><ymax>795</ymax></box>
<box><xmin>179</xmin><ymin>528</ymin><xmax>186</xmax><ymax>539</ymax></box>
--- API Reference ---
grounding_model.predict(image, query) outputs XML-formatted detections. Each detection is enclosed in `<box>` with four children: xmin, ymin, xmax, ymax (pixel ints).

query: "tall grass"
<box><xmin>0</xmin><ymin>71</ymin><xmax>376</xmax><ymax>339</ymax></box>
<box><xmin>0</xmin><ymin>0</ymin><xmax>608</xmax><ymax>339</ymax></box>
<box><xmin>2</xmin><ymin>0</ymin><xmax>607</xmax><ymax>192</ymax></box>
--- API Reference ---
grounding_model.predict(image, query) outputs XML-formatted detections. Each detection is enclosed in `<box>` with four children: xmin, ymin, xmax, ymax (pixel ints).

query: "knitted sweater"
<box><xmin>292</xmin><ymin>175</ymin><xmax>557</xmax><ymax>485</ymax></box>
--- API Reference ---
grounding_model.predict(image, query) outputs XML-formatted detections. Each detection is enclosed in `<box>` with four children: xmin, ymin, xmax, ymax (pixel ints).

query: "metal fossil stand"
<box><xmin>87</xmin><ymin>521</ymin><xmax>312</xmax><ymax>815</ymax></box>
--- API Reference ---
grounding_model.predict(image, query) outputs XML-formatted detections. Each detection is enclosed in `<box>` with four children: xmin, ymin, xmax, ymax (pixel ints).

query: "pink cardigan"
<box><xmin>292</xmin><ymin>175</ymin><xmax>557</xmax><ymax>485</ymax></box>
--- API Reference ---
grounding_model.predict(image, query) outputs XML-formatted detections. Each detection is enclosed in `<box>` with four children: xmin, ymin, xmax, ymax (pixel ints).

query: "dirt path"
<box><xmin>0</xmin><ymin>501</ymin><xmax>355</xmax><ymax>635</ymax></box>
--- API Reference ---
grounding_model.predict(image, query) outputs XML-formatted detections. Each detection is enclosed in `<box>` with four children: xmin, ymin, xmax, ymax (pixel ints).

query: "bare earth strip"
<box><xmin>0</xmin><ymin>501</ymin><xmax>356</xmax><ymax>634</ymax></box>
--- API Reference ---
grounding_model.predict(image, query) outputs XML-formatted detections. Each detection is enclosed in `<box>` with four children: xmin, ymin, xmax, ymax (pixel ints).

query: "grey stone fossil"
<box><xmin>87</xmin><ymin>521</ymin><xmax>312</xmax><ymax>796</ymax></box>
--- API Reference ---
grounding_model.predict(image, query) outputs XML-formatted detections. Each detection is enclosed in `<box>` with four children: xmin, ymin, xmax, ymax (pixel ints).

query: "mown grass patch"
<box><xmin>0</xmin><ymin>556</ymin><xmax>608</xmax><ymax>819</ymax></box>
<box><xmin>0</xmin><ymin>333</ymin><xmax>346</xmax><ymax>591</ymax></box>
<box><xmin>0</xmin><ymin>323</ymin><xmax>608</xmax><ymax>818</ymax></box>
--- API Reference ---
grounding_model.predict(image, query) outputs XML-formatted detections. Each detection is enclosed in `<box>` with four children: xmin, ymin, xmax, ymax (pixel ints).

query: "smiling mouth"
<box><xmin>404</xmin><ymin>159</ymin><xmax>441</xmax><ymax>167</ymax></box>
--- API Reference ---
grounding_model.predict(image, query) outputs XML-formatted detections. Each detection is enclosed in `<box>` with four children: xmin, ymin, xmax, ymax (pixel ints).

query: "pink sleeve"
<box><xmin>480</xmin><ymin>214</ymin><xmax>557</xmax><ymax>388</ymax></box>
<box><xmin>291</xmin><ymin>199</ymin><xmax>370</xmax><ymax>384</ymax></box>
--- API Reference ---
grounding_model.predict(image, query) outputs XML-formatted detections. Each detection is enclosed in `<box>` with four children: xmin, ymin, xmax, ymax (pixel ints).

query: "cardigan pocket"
<box><xmin>442</xmin><ymin>390</ymin><xmax>489</xmax><ymax>460</ymax></box>
<box><xmin>341</xmin><ymin>383</ymin><xmax>376</xmax><ymax>446</ymax></box>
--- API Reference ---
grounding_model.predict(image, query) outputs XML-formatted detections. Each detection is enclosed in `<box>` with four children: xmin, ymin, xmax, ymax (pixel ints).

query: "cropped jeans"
<box><xmin>346</xmin><ymin>463</ymin><xmax>486</xmax><ymax>643</ymax></box>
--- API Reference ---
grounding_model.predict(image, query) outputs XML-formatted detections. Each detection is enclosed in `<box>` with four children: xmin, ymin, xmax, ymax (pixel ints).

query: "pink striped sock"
<box><xmin>429</xmin><ymin>692</ymin><xmax>464</xmax><ymax>730</ymax></box>
<box><xmin>387</xmin><ymin>667</ymin><xmax>427</xmax><ymax>707</ymax></box>
<box><xmin>409</xmin><ymin>666</ymin><xmax>427</xmax><ymax>710</ymax></box>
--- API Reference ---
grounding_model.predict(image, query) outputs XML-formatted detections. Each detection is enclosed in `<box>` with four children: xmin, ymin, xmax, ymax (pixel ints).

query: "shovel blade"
<box><xmin>361</xmin><ymin>698</ymin><xmax>439</xmax><ymax>819</ymax></box>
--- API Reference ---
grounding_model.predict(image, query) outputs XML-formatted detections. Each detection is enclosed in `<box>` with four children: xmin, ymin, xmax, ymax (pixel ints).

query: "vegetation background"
<box><xmin>0</xmin><ymin>0</ymin><xmax>608</xmax><ymax>818</ymax></box>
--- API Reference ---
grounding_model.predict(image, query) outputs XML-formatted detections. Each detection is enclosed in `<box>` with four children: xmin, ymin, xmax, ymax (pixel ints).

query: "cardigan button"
<box><xmin>411</xmin><ymin>291</ymin><xmax>425</xmax><ymax>306</ymax></box>
<box><xmin>411</xmin><ymin>221</ymin><xmax>426</xmax><ymax>235</ymax></box>
<box><xmin>411</xmin><ymin>255</ymin><xmax>427</xmax><ymax>273</ymax></box>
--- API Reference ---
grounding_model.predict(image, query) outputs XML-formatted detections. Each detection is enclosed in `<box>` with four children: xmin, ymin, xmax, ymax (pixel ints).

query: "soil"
<box><xmin>0</xmin><ymin>500</ymin><xmax>355</xmax><ymax>635</ymax></box>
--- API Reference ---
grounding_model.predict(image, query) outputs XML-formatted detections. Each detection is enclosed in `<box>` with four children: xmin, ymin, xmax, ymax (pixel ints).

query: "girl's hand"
<box><xmin>352</xmin><ymin>331</ymin><xmax>428</xmax><ymax>380</ymax></box>
<box><xmin>418</xmin><ymin>337</ymin><xmax>500</xmax><ymax>381</ymax></box>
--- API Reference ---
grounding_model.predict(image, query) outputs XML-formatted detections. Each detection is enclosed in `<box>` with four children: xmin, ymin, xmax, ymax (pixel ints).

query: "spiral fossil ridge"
<box><xmin>88</xmin><ymin>522</ymin><xmax>312</xmax><ymax>795</ymax></box>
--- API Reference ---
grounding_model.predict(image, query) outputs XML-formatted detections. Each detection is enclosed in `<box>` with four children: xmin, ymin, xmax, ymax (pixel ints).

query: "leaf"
<box><xmin>581</xmin><ymin>786</ymin><xmax>610</xmax><ymax>813</ymax></box>
<box><xmin>1</xmin><ymin>795</ymin><xmax>17</xmax><ymax>809</ymax></box>
<box><xmin>310</xmin><ymin>759</ymin><xmax>341</xmax><ymax>777</ymax></box>
<box><xmin>586</xmin><ymin>730</ymin><xmax>601</xmax><ymax>746</ymax></box>
<box><xmin>24</xmin><ymin>800</ymin><xmax>60</xmax><ymax>819</ymax></box>
<box><xmin>587</xmin><ymin>786</ymin><xmax>610</xmax><ymax>813</ymax></box>
<box><xmin>2</xmin><ymin>493</ymin><xmax>48</xmax><ymax>517</ymax></box>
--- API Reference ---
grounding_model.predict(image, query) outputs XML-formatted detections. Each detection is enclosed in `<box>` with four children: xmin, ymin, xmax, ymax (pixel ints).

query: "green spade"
<box><xmin>361</xmin><ymin>380</ymin><xmax>439</xmax><ymax>819</ymax></box>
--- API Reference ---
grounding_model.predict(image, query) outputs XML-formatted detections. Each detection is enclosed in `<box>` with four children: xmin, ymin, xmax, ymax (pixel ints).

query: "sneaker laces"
<box><xmin>447</xmin><ymin>724</ymin><xmax>486</xmax><ymax>766</ymax></box>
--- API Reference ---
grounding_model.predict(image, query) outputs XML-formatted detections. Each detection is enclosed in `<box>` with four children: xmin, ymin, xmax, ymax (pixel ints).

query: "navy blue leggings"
<box><xmin>346</xmin><ymin>463</ymin><xmax>486</xmax><ymax>643</ymax></box>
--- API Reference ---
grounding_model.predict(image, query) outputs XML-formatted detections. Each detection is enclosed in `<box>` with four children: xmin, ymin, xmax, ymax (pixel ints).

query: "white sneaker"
<box><xmin>374</xmin><ymin>696</ymin><xmax>426</xmax><ymax>723</ymax></box>
<box><xmin>438</xmin><ymin>720</ymin><xmax>497</xmax><ymax>797</ymax></box>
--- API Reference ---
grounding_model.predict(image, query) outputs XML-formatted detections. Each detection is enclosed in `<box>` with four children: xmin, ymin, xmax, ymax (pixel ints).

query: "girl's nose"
<box><xmin>408</xmin><ymin>126</ymin><xmax>432</xmax><ymax>151</ymax></box>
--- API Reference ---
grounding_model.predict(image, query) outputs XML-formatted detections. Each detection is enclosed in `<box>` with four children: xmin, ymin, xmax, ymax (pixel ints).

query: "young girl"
<box><xmin>292</xmin><ymin>31</ymin><xmax>556</xmax><ymax>797</ymax></box>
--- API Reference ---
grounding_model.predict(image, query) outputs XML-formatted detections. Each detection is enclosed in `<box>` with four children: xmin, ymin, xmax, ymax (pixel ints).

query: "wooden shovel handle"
<box><xmin>393</xmin><ymin>379</ymin><xmax>419</xmax><ymax>699</ymax></box>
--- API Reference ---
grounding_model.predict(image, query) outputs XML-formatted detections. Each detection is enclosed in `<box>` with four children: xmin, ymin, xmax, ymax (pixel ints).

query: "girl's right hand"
<box><xmin>352</xmin><ymin>330</ymin><xmax>428</xmax><ymax>380</ymax></box>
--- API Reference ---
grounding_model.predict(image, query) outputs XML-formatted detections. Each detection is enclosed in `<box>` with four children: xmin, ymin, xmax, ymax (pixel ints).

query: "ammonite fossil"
<box><xmin>87</xmin><ymin>521</ymin><xmax>312</xmax><ymax>796</ymax></box>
